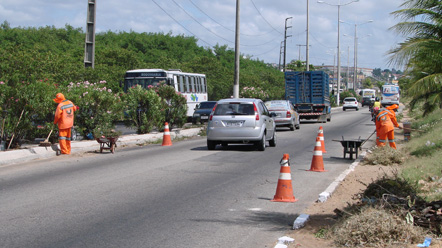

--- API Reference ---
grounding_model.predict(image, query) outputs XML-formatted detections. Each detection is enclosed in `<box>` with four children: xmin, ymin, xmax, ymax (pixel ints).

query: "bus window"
<box><xmin>201</xmin><ymin>78</ymin><xmax>206</xmax><ymax>93</ymax></box>
<box><xmin>190</xmin><ymin>77</ymin><xmax>195</xmax><ymax>92</ymax></box>
<box><xmin>178</xmin><ymin>76</ymin><xmax>184</xmax><ymax>93</ymax></box>
<box><xmin>195</xmin><ymin>77</ymin><xmax>200</xmax><ymax>93</ymax></box>
<box><xmin>185</xmin><ymin>76</ymin><xmax>190</xmax><ymax>92</ymax></box>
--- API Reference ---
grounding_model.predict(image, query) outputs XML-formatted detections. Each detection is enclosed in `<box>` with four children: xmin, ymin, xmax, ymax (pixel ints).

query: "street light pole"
<box><xmin>317</xmin><ymin>0</ymin><xmax>359</xmax><ymax>106</ymax></box>
<box><xmin>283</xmin><ymin>17</ymin><xmax>292</xmax><ymax>72</ymax></box>
<box><xmin>306</xmin><ymin>0</ymin><xmax>310</xmax><ymax>71</ymax></box>
<box><xmin>233</xmin><ymin>0</ymin><xmax>240</xmax><ymax>98</ymax></box>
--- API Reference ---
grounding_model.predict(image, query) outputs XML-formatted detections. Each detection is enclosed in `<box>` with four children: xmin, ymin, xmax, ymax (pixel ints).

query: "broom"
<box><xmin>39</xmin><ymin>128</ymin><xmax>53</xmax><ymax>147</ymax></box>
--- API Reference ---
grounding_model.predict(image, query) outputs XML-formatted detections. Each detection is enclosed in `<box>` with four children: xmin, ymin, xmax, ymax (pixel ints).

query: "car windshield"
<box><xmin>198</xmin><ymin>102</ymin><xmax>216</xmax><ymax>109</ymax></box>
<box><xmin>214</xmin><ymin>103</ymin><xmax>255</xmax><ymax>116</ymax></box>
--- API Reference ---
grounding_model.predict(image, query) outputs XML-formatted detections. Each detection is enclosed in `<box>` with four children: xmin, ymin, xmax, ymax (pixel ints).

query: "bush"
<box><xmin>364</xmin><ymin>146</ymin><xmax>405</xmax><ymax>165</ymax></box>
<box><xmin>155</xmin><ymin>84</ymin><xmax>188</xmax><ymax>129</ymax></box>
<box><xmin>123</xmin><ymin>85</ymin><xmax>164</xmax><ymax>134</ymax></box>
<box><xmin>65</xmin><ymin>81</ymin><xmax>124</xmax><ymax>139</ymax></box>
<box><xmin>0</xmin><ymin>80</ymin><xmax>58</xmax><ymax>148</ymax></box>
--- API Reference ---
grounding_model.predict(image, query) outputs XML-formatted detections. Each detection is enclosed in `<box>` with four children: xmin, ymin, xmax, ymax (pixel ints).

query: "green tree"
<box><xmin>389</xmin><ymin>0</ymin><xmax>442</xmax><ymax>115</ymax></box>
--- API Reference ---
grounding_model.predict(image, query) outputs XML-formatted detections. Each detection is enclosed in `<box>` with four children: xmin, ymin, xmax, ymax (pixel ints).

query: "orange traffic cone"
<box><xmin>308</xmin><ymin>137</ymin><xmax>326</xmax><ymax>172</ymax></box>
<box><xmin>271</xmin><ymin>154</ymin><xmax>298</xmax><ymax>202</ymax></box>
<box><xmin>162</xmin><ymin>122</ymin><xmax>172</xmax><ymax>146</ymax></box>
<box><xmin>317</xmin><ymin>126</ymin><xmax>327</xmax><ymax>153</ymax></box>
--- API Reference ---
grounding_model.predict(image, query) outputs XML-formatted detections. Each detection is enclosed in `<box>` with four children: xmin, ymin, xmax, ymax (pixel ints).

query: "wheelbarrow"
<box><xmin>96</xmin><ymin>136</ymin><xmax>118</xmax><ymax>153</ymax></box>
<box><xmin>333</xmin><ymin>136</ymin><xmax>366</xmax><ymax>160</ymax></box>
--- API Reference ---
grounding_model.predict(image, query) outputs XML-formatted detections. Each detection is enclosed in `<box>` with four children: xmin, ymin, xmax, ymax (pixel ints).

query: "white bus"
<box><xmin>123</xmin><ymin>69</ymin><xmax>208</xmax><ymax>118</ymax></box>
<box><xmin>381</xmin><ymin>84</ymin><xmax>400</xmax><ymax>107</ymax></box>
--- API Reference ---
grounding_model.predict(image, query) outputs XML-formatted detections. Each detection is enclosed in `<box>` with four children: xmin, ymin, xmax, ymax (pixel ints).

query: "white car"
<box><xmin>342</xmin><ymin>97</ymin><xmax>359</xmax><ymax>111</ymax></box>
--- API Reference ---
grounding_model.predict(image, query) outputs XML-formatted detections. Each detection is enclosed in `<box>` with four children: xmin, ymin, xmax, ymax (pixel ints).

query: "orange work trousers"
<box><xmin>376</xmin><ymin>129</ymin><xmax>396</xmax><ymax>149</ymax></box>
<box><xmin>58</xmin><ymin>128</ymin><xmax>72</xmax><ymax>154</ymax></box>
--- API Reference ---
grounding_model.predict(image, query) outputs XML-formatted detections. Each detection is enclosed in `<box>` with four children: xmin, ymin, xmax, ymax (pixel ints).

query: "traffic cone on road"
<box><xmin>317</xmin><ymin>126</ymin><xmax>327</xmax><ymax>153</ymax></box>
<box><xmin>162</xmin><ymin>122</ymin><xmax>172</xmax><ymax>146</ymax></box>
<box><xmin>308</xmin><ymin>137</ymin><xmax>326</xmax><ymax>172</ymax></box>
<box><xmin>271</xmin><ymin>154</ymin><xmax>297</xmax><ymax>202</ymax></box>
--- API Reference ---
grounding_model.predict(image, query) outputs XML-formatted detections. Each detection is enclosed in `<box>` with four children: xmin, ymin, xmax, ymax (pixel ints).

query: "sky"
<box><xmin>0</xmin><ymin>0</ymin><xmax>406</xmax><ymax>70</ymax></box>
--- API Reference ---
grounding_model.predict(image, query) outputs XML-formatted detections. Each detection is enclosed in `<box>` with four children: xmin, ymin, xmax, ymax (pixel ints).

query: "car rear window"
<box><xmin>265</xmin><ymin>101</ymin><xmax>288</xmax><ymax>109</ymax></box>
<box><xmin>214</xmin><ymin>103</ymin><xmax>255</xmax><ymax>116</ymax></box>
<box><xmin>344</xmin><ymin>98</ymin><xmax>356</xmax><ymax>102</ymax></box>
<box><xmin>198</xmin><ymin>102</ymin><xmax>216</xmax><ymax>109</ymax></box>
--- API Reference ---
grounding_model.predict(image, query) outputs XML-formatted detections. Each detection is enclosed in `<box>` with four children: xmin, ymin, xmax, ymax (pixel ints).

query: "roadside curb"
<box><xmin>0</xmin><ymin>127</ymin><xmax>204</xmax><ymax>166</ymax></box>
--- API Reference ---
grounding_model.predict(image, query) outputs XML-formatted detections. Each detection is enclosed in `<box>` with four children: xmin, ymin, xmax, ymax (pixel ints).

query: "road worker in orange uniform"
<box><xmin>375</xmin><ymin>104</ymin><xmax>401</xmax><ymax>149</ymax></box>
<box><xmin>53</xmin><ymin>93</ymin><xmax>78</xmax><ymax>155</ymax></box>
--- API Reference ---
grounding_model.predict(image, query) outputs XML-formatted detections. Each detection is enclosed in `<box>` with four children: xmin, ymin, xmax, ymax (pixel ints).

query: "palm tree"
<box><xmin>388</xmin><ymin>0</ymin><xmax>442</xmax><ymax>115</ymax></box>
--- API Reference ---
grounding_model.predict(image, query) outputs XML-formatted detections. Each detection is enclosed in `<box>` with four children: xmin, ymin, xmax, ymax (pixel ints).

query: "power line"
<box><xmin>152</xmin><ymin>0</ymin><xmax>213</xmax><ymax>47</ymax></box>
<box><xmin>250</xmin><ymin>0</ymin><xmax>283</xmax><ymax>36</ymax></box>
<box><xmin>188</xmin><ymin>0</ymin><xmax>275</xmax><ymax>37</ymax></box>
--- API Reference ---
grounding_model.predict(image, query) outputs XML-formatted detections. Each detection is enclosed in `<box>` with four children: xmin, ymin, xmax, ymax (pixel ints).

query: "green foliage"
<box><xmin>0</xmin><ymin>80</ymin><xmax>58</xmax><ymax>146</ymax></box>
<box><xmin>156</xmin><ymin>84</ymin><xmax>188</xmax><ymax>129</ymax></box>
<box><xmin>65</xmin><ymin>81</ymin><xmax>125</xmax><ymax>138</ymax></box>
<box><xmin>388</xmin><ymin>0</ymin><xmax>442</xmax><ymax>115</ymax></box>
<box><xmin>123</xmin><ymin>85</ymin><xmax>164</xmax><ymax>134</ymax></box>
<box><xmin>240</xmin><ymin>86</ymin><xmax>269</xmax><ymax>100</ymax></box>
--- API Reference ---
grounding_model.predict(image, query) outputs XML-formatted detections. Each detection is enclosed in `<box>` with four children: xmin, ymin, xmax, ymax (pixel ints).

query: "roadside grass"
<box><xmin>324</xmin><ymin>104</ymin><xmax>442</xmax><ymax>247</ymax></box>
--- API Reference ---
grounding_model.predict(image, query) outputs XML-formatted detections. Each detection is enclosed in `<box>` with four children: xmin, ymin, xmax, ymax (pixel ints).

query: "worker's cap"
<box><xmin>53</xmin><ymin>93</ymin><xmax>65</xmax><ymax>103</ymax></box>
<box><xmin>387</xmin><ymin>104</ymin><xmax>399</xmax><ymax>110</ymax></box>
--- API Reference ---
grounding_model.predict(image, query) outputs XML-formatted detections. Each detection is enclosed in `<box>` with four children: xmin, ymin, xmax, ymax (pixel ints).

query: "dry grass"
<box><xmin>363</xmin><ymin>146</ymin><xmax>405</xmax><ymax>166</ymax></box>
<box><xmin>330</xmin><ymin>206</ymin><xmax>427</xmax><ymax>247</ymax></box>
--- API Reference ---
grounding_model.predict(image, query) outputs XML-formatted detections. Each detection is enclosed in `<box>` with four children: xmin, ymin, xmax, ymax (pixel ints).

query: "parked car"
<box><xmin>206</xmin><ymin>98</ymin><xmax>276</xmax><ymax>151</ymax></box>
<box><xmin>264</xmin><ymin>100</ymin><xmax>300</xmax><ymax>131</ymax></box>
<box><xmin>343</xmin><ymin>97</ymin><xmax>359</xmax><ymax>111</ymax></box>
<box><xmin>192</xmin><ymin>101</ymin><xmax>217</xmax><ymax>124</ymax></box>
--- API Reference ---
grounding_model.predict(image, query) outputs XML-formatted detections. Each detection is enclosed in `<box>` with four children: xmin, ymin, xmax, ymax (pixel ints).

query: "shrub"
<box><xmin>123</xmin><ymin>85</ymin><xmax>164</xmax><ymax>134</ymax></box>
<box><xmin>240</xmin><ymin>86</ymin><xmax>269</xmax><ymax>100</ymax></box>
<box><xmin>155</xmin><ymin>84</ymin><xmax>188</xmax><ymax>129</ymax></box>
<box><xmin>0</xmin><ymin>80</ymin><xmax>58</xmax><ymax>148</ymax></box>
<box><xmin>66</xmin><ymin>81</ymin><xmax>124</xmax><ymax>139</ymax></box>
<box><xmin>364</xmin><ymin>146</ymin><xmax>405</xmax><ymax>165</ymax></box>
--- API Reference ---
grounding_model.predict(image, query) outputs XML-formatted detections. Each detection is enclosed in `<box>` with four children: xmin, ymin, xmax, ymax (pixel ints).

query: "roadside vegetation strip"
<box><xmin>311</xmin><ymin>107</ymin><xmax>442</xmax><ymax>247</ymax></box>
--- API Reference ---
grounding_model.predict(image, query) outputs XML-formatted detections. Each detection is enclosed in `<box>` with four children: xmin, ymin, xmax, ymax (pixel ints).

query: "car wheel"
<box><xmin>256</xmin><ymin>134</ymin><xmax>266</xmax><ymax>151</ymax></box>
<box><xmin>269</xmin><ymin>131</ymin><xmax>276</xmax><ymax>147</ymax></box>
<box><xmin>343</xmin><ymin>108</ymin><xmax>346</xmax><ymax>111</ymax></box>
<box><xmin>221</xmin><ymin>142</ymin><xmax>228</xmax><ymax>148</ymax></box>
<box><xmin>356</xmin><ymin>108</ymin><xmax>359</xmax><ymax>111</ymax></box>
<box><xmin>207</xmin><ymin>140</ymin><xmax>216</xmax><ymax>150</ymax></box>
<box><xmin>295</xmin><ymin>123</ymin><xmax>300</xmax><ymax>129</ymax></box>
<box><xmin>289</xmin><ymin>122</ymin><xmax>295</xmax><ymax>131</ymax></box>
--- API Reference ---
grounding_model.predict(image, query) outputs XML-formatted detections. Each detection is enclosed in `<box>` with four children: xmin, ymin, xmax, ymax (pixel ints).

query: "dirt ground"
<box><xmin>284</xmin><ymin>162</ymin><xmax>398</xmax><ymax>248</ymax></box>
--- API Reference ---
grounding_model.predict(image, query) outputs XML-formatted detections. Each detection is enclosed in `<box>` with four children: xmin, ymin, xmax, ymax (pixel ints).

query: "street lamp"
<box><xmin>317</xmin><ymin>0</ymin><xmax>359</xmax><ymax>106</ymax></box>
<box><xmin>342</xmin><ymin>20</ymin><xmax>373</xmax><ymax>89</ymax></box>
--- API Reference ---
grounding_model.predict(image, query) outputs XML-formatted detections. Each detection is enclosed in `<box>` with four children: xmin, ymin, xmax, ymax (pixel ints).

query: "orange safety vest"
<box><xmin>54</xmin><ymin>100</ymin><xmax>76</xmax><ymax>129</ymax></box>
<box><xmin>376</xmin><ymin>108</ymin><xmax>394</xmax><ymax>132</ymax></box>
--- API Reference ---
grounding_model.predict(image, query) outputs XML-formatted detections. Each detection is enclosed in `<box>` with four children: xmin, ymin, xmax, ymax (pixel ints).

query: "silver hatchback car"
<box><xmin>206</xmin><ymin>98</ymin><xmax>277</xmax><ymax>151</ymax></box>
<box><xmin>265</xmin><ymin>100</ymin><xmax>300</xmax><ymax>131</ymax></box>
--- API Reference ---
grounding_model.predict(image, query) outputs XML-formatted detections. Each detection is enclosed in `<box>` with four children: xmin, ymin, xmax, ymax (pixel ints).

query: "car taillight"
<box><xmin>286</xmin><ymin>111</ymin><xmax>291</xmax><ymax>118</ymax></box>
<box><xmin>253</xmin><ymin>103</ymin><xmax>259</xmax><ymax>120</ymax></box>
<box><xmin>209</xmin><ymin>103</ymin><xmax>217</xmax><ymax>121</ymax></box>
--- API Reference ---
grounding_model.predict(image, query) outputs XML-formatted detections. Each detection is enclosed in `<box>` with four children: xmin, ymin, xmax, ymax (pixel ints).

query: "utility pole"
<box><xmin>283</xmin><ymin>17</ymin><xmax>292</xmax><ymax>72</ymax></box>
<box><xmin>306</xmin><ymin>0</ymin><xmax>310</xmax><ymax>71</ymax></box>
<box><xmin>278</xmin><ymin>41</ymin><xmax>284</xmax><ymax>71</ymax></box>
<box><xmin>233</xmin><ymin>0</ymin><xmax>240</xmax><ymax>98</ymax></box>
<box><xmin>296</xmin><ymin>44</ymin><xmax>307</xmax><ymax>61</ymax></box>
<box><xmin>84</xmin><ymin>0</ymin><xmax>96</xmax><ymax>68</ymax></box>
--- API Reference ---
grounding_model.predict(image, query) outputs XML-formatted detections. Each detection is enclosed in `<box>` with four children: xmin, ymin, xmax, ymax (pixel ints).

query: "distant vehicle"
<box><xmin>265</xmin><ymin>100</ymin><xmax>300</xmax><ymax>131</ymax></box>
<box><xmin>206</xmin><ymin>98</ymin><xmax>276</xmax><ymax>151</ymax></box>
<box><xmin>360</xmin><ymin>89</ymin><xmax>376</xmax><ymax>107</ymax></box>
<box><xmin>381</xmin><ymin>84</ymin><xmax>400</xmax><ymax>107</ymax></box>
<box><xmin>285</xmin><ymin>71</ymin><xmax>331</xmax><ymax>123</ymax></box>
<box><xmin>343</xmin><ymin>97</ymin><xmax>359</xmax><ymax>111</ymax></box>
<box><xmin>192</xmin><ymin>101</ymin><xmax>217</xmax><ymax>124</ymax></box>
<box><xmin>122</xmin><ymin>69</ymin><xmax>208</xmax><ymax>118</ymax></box>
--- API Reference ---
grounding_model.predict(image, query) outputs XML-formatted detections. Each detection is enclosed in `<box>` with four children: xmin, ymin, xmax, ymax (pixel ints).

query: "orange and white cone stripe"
<box><xmin>308</xmin><ymin>137</ymin><xmax>326</xmax><ymax>172</ymax></box>
<box><xmin>318</xmin><ymin>126</ymin><xmax>327</xmax><ymax>153</ymax></box>
<box><xmin>162</xmin><ymin>122</ymin><xmax>172</xmax><ymax>146</ymax></box>
<box><xmin>271</xmin><ymin>154</ymin><xmax>297</xmax><ymax>202</ymax></box>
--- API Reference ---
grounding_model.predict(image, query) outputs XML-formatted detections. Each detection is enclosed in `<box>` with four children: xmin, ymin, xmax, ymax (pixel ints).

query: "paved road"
<box><xmin>0</xmin><ymin>107</ymin><xmax>375</xmax><ymax>248</ymax></box>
